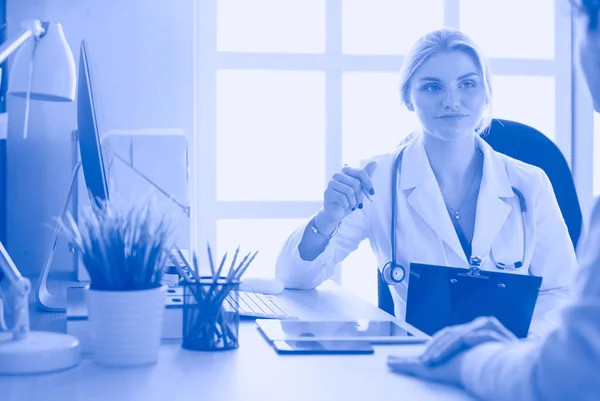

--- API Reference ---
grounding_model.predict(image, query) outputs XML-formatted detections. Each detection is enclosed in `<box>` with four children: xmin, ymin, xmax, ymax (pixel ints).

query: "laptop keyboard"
<box><xmin>165</xmin><ymin>286</ymin><xmax>295</xmax><ymax>319</ymax></box>
<box><xmin>225</xmin><ymin>291</ymin><xmax>295</xmax><ymax>319</ymax></box>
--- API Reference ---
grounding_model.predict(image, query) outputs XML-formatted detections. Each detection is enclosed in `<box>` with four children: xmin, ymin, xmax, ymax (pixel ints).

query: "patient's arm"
<box><xmin>528</xmin><ymin>286</ymin><xmax>572</xmax><ymax>338</ymax></box>
<box><xmin>461</xmin><ymin>295</ymin><xmax>600</xmax><ymax>400</ymax></box>
<box><xmin>460</xmin><ymin>199</ymin><xmax>600</xmax><ymax>401</ymax></box>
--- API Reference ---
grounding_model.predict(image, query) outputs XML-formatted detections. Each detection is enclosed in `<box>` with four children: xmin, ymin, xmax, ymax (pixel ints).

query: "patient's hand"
<box><xmin>387</xmin><ymin>352</ymin><xmax>466</xmax><ymax>387</ymax></box>
<box><xmin>0</xmin><ymin>292</ymin><xmax>8</xmax><ymax>331</ymax></box>
<box><xmin>419</xmin><ymin>316</ymin><xmax>517</xmax><ymax>367</ymax></box>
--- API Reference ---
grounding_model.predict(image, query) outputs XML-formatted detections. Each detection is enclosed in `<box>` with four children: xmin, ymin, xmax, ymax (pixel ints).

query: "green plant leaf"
<box><xmin>58</xmin><ymin>197</ymin><xmax>176</xmax><ymax>291</ymax></box>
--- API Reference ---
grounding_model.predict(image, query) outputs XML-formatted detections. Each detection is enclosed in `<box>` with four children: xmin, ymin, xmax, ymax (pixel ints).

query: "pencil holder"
<box><xmin>181</xmin><ymin>277</ymin><xmax>240</xmax><ymax>351</ymax></box>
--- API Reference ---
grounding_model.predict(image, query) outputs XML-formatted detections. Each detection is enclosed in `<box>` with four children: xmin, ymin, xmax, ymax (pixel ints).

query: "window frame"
<box><xmin>193</xmin><ymin>0</ymin><xmax>575</xmax><ymax>299</ymax></box>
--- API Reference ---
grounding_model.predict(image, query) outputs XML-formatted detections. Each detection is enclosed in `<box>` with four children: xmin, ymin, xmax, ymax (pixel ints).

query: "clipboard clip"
<box><xmin>457</xmin><ymin>256</ymin><xmax>489</xmax><ymax>280</ymax></box>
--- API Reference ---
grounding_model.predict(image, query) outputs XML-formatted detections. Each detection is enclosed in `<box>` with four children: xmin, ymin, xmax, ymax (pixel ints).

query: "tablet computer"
<box><xmin>272</xmin><ymin>339</ymin><xmax>374</xmax><ymax>355</ymax></box>
<box><xmin>256</xmin><ymin>319</ymin><xmax>429</xmax><ymax>344</ymax></box>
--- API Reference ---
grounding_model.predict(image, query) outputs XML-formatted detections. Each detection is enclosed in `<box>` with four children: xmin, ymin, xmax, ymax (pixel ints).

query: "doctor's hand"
<box><xmin>321</xmin><ymin>161</ymin><xmax>378</xmax><ymax>224</ymax></box>
<box><xmin>419</xmin><ymin>316</ymin><xmax>517</xmax><ymax>367</ymax></box>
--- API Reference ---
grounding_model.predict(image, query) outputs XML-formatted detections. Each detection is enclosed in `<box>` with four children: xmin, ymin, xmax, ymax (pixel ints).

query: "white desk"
<box><xmin>2</xmin><ymin>281</ymin><xmax>475</xmax><ymax>401</ymax></box>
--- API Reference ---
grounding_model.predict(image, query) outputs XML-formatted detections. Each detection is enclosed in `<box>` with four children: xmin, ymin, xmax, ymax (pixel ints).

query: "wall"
<box><xmin>6</xmin><ymin>0</ymin><xmax>196</xmax><ymax>276</ymax></box>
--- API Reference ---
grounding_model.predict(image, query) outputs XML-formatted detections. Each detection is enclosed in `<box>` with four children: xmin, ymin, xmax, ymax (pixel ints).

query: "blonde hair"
<box><xmin>399</xmin><ymin>28</ymin><xmax>493</xmax><ymax>135</ymax></box>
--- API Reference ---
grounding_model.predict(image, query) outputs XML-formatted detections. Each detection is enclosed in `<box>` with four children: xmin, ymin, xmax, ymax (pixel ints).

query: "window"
<box><xmin>196</xmin><ymin>0</ymin><xmax>573</xmax><ymax>306</ymax></box>
<box><xmin>491</xmin><ymin>75</ymin><xmax>556</xmax><ymax>142</ymax></box>
<box><xmin>459</xmin><ymin>0</ymin><xmax>555</xmax><ymax>60</ymax></box>
<box><xmin>216</xmin><ymin>70</ymin><xmax>325</xmax><ymax>202</ymax></box>
<box><xmin>341</xmin><ymin>0</ymin><xmax>445</xmax><ymax>56</ymax></box>
<box><xmin>342</xmin><ymin>72</ymin><xmax>419</xmax><ymax>165</ymax></box>
<box><xmin>217</xmin><ymin>0</ymin><xmax>325</xmax><ymax>53</ymax></box>
<box><xmin>216</xmin><ymin>218</ymin><xmax>307</xmax><ymax>278</ymax></box>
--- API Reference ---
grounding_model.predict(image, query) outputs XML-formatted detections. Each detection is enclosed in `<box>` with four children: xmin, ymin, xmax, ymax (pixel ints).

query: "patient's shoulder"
<box><xmin>574</xmin><ymin>197</ymin><xmax>600</xmax><ymax>297</ymax></box>
<box><xmin>590</xmin><ymin>197</ymin><xmax>600</xmax><ymax>227</ymax></box>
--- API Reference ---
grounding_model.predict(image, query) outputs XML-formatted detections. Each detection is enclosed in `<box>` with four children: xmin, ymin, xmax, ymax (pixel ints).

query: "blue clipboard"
<box><xmin>405</xmin><ymin>262</ymin><xmax>543</xmax><ymax>338</ymax></box>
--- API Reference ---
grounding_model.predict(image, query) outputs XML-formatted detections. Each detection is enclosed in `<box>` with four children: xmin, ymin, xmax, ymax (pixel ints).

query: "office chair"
<box><xmin>377</xmin><ymin>118</ymin><xmax>583</xmax><ymax>316</ymax></box>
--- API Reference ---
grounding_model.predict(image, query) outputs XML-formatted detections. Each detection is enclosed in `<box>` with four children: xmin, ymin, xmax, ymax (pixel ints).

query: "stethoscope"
<box><xmin>381</xmin><ymin>146</ymin><xmax>528</xmax><ymax>285</ymax></box>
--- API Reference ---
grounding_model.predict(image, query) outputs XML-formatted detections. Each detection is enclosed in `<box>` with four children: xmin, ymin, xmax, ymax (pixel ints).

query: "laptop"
<box><xmin>165</xmin><ymin>286</ymin><xmax>296</xmax><ymax>320</ymax></box>
<box><xmin>167</xmin><ymin>250</ymin><xmax>296</xmax><ymax>319</ymax></box>
<box><xmin>406</xmin><ymin>262</ymin><xmax>543</xmax><ymax>338</ymax></box>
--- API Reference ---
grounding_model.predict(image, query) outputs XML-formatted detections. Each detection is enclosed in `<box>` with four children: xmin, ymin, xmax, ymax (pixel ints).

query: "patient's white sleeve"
<box><xmin>459</xmin><ymin>197</ymin><xmax>600</xmax><ymax>401</ymax></box>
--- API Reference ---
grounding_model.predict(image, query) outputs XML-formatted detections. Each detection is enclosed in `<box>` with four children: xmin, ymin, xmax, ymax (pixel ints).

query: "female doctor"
<box><xmin>387</xmin><ymin>3</ymin><xmax>600</xmax><ymax>400</ymax></box>
<box><xmin>275</xmin><ymin>28</ymin><xmax>577</xmax><ymax>337</ymax></box>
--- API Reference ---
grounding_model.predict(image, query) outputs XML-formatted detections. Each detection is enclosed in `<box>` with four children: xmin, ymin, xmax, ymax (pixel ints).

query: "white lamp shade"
<box><xmin>8</xmin><ymin>22</ymin><xmax>76</xmax><ymax>102</ymax></box>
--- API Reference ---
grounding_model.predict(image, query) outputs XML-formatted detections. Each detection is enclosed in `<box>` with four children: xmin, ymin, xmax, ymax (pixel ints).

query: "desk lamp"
<box><xmin>6</xmin><ymin>19</ymin><xmax>77</xmax><ymax>137</ymax></box>
<box><xmin>0</xmin><ymin>19</ymin><xmax>80</xmax><ymax>374</ymax></box>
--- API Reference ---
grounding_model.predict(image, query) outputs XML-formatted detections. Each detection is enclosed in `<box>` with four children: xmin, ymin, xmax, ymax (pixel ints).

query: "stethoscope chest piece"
<box><xmin>382</xmin><ymin>261</ymin><xmax>406</xmax><ymax>284</ymax></box>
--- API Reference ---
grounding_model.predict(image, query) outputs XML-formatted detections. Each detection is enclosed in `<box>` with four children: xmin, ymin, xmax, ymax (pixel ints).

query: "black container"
<box><xmin>181</xmin><ymin>277</ymin><xmax>240</xmax><ymax>351</ymax></box>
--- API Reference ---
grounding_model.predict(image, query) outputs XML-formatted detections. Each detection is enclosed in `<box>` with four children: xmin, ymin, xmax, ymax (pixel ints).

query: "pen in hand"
<box><xmin>343</xmin><ymin>163</ymin><xmax>376</xmax><ymax>203</ymax></box>
<box><xmin>362</xmin><ymin>185</ymin><xmax>374</xmax><ymax>202</ymax></box>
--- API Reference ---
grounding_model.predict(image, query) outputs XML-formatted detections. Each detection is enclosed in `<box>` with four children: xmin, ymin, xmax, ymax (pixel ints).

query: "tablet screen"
<box><xmin>257</xmin><ymin>319</ymin><xmax>428</xmax><ymax>344</ymax></box>
<box><xmin>272</xmin><ymin>340</ymin><xmax>374</xmax><ymax>355</ymax></box>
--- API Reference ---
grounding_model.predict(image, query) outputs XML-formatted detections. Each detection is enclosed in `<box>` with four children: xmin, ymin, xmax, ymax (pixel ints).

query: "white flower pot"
<box><xmin>85</xmin><ymin>285</ymin><xmax>166</xmax><ymax>367</ymax></box>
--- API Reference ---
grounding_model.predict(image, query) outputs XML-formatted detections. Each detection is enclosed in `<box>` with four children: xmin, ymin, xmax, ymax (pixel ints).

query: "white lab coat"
<box><xmin>276</xmin><ymin>133</ymin><xmax>578</xmax><ymax>337</ymax></box>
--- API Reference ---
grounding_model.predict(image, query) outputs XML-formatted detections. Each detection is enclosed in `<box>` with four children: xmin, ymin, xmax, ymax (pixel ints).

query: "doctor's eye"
<box><xmin>459</xmin><ymin>80</ymin><xmax>476</xmax><ymax>89</ymax></box>
<box><xmin>423</xmin><ymin>83</ymin><xmax>442</xmax><ymax>92</ymax></box>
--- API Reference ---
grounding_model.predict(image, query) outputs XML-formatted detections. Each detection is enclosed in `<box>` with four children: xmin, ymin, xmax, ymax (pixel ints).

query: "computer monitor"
<box><xmin>77</xmin><ymin>40</ymin><xmax>109</xmax><ymax>207</ymax></box>
<box><xmin>35</xmin><ymin>40</ymin><xmax>112</xmax><ymax>312</ymax></box>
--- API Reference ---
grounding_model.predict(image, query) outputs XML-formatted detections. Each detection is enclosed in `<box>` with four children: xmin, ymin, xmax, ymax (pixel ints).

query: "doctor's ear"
<box><xmin>405</xmin><ymin>101</ymin><xmax>414</xmax><ymax>111</ymax></box>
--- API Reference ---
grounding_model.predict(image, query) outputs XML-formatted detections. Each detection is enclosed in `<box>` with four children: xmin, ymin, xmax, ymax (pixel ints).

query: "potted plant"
<box><xmin>60</xmin><ymin>198</ymin><xmax>175</xmax><ymax>367</ymax></box>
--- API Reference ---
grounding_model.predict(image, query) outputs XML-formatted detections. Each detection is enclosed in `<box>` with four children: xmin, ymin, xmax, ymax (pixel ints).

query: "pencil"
<box><xmin>362</xmin><ymin>185</ymin><xmax>373</xmax><ymax>202</ymax></box>
<box><xmin>343</xmin><ymin>163</ymin><xmax>374</xmax><ymax>203</ymax></box>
